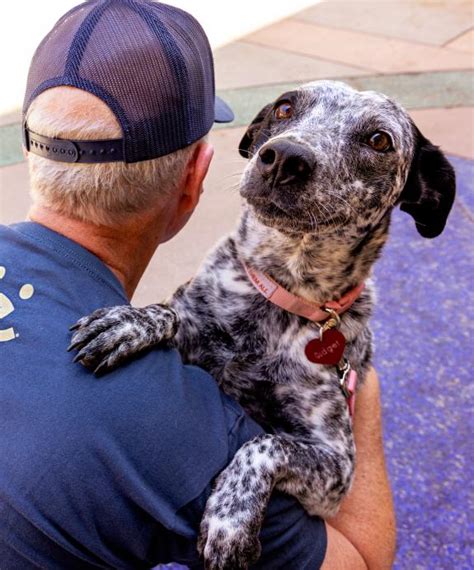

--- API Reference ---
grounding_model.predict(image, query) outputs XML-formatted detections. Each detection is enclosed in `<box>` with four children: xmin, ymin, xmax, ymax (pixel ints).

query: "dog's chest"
<box><xmin>227</xmin><ymin>316</ymin><xmax>329</xmax><ymax>376</ymax></box>
<box><xmin>199</xmin><ymin>307</ymin><xmax>351</xmax><ymax>421</ymax></box>
<box><xmin>175</xmin><ymin>249</ymin><xmax>372</xmax><ymax>429</ymax></box>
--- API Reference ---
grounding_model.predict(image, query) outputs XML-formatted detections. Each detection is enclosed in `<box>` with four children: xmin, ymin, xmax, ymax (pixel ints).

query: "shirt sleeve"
<box><xmin>83</xmin><ymin>351</ymin><xmax>328</xmax><ymax>568</ymax></box>
<box><xmin>167</xmin><ymin>393</ymin><xmax>327</xmax><ymax>569</ymax></box>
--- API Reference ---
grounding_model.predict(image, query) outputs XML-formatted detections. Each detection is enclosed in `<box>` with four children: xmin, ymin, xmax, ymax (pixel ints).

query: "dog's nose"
<box><xmin>257</xmin><ymin>140</ymin><xmax>314</xmax><ymax>186</ymax></box>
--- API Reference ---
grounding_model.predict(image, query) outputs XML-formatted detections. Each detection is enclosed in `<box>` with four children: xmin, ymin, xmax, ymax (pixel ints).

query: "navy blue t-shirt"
<box><xmin>0</xmin><ymin>222</ymin><xmax>326</xmax><ymax>569</ymax></box>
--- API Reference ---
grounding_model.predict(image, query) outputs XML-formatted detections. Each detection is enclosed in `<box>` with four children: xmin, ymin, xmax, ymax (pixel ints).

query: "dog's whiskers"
<box><xmin>223</xmin><ymin>182</ymin><xmax>242</xmax><ymax>194</ymax></box>
<box><xmin>326</xmin><ymin>193</ymin><xmax>357</xmax><ymax>219</ymax></box>
<box><xmin>221</xmin><ymin>171</ymin><xmax>245</xmax><ymax>181</ymax></box>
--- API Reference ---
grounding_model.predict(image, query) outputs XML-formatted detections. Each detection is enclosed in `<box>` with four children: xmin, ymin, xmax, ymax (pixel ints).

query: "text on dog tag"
<box><xmin>305</xmin><ymin>328</ymin><xmax>346</xmax><ymax>365</ymax></box>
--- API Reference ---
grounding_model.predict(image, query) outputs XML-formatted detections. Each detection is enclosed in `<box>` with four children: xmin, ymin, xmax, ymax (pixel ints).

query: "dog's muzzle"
<box><xmin>257</xmin><ymin>139</ymin><xmax>315</xmax><ymax>188</ymax></box>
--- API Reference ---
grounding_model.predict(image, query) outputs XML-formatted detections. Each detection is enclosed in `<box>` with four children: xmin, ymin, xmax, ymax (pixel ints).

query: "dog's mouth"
<box><xmin>244</xmin><ymin>194</ymin><xmax>346</xmax><ymax>234</ymax></box>
<box><xmin>246</xmin><ymin>196</ymin><xmax>289</xmax><ymax>219</ymax></box>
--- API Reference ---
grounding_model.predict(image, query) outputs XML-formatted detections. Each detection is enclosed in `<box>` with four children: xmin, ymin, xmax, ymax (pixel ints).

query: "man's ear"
<box><xmin>160</xmin><ymin>142</ymin><xmax>214</xmax><ymax>244</ymax></box>
<box><xmin>238</xmin><ymin>104</ymin><xmax>273</xmax><ymax>159</ymax></box>
<box><xmin>398</xmin><ymin>124</ymin><xmax>455</xmax><ymax>238</ymax></box>
<box><xmin>181</xmin><ymin>142</ymin><xmax>214</xmax><ymax>212</ymax></box>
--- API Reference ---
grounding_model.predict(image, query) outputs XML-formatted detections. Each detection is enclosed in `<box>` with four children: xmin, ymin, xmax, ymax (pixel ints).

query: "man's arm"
<box><xmin>322</xmin><ymin>367</ymin><xmax>396</xmax><ymax>569</ymax></box>
<box><xmin>152</xmin><ymin>363</ymin><xmax>393</xmax><ymax>569</ymax></box>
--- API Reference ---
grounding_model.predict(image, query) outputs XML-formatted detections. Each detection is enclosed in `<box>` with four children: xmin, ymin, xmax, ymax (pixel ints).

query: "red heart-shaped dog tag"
<box><xmin>305</xmin><ymin>329</ymin><xmax>346</xmax><ymax>365</ymax></box>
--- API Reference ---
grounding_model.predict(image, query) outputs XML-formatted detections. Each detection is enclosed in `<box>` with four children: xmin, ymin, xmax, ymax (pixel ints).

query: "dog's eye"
<box><xmin>274</xmin><ymin>102</ymin><xmax>293</xmax><ymax>120</ymax></box>
<box><xmin>367</xmin><ymin>131</ymin><xmax>393</xmax><ymax>152</ymax></box>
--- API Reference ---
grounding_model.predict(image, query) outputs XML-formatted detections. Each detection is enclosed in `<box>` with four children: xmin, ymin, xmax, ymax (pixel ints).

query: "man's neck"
<box><xmin>28</xmin><ymin>205</ymin><xmax>163</xmax><ymax>300</ymax></box>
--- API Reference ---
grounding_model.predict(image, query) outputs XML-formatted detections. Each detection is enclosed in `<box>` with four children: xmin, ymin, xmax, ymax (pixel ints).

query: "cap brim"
<box><xmin>214</xmin><ymin>95</ymin><xmax>234</xmax><ymax>123</ymax></box>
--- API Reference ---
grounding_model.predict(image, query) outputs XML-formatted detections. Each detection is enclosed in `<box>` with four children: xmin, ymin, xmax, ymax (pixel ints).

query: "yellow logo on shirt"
<box><xmin>0</xmin><ymin>266</ymin><xmax>35</xmax><ymax>342</ymax></box>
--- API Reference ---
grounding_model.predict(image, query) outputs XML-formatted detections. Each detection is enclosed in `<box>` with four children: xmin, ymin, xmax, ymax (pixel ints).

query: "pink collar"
<box><xmin>242</xmin><ymin>263</ymin><xmax>364</xmax><ymax>322</ymax></box>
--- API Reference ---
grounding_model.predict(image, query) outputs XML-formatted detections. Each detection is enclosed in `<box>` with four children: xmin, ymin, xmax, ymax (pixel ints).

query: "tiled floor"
<box><xmin>245</xmin><ymin>19</ymin><xmax>473</xmax><ymax>73</ymax></box>
<box><xmin>447</xmin><ymin>28</ymin><xmax>474</xmax><ymax>52</ymax></box>
<box><xmin>213</xmin><ymin>41</ymin><xmax>372</xmax><ymax>90</ymax></box>
<box><xmin>297</xmin><ymin>1</ymin><xmax>472</xmax><ymax>45</ymax></box>
<box><xmin>409</xmin><ymin>106</ymin><xmax>474</xmax><ymax>158</ymax></box>
<box><xmin>0</xmin><ymin>1</ymin><xmax>473</xmax><ymax>568</ymax></box>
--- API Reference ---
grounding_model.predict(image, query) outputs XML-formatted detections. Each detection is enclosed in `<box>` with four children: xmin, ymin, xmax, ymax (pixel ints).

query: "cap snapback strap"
<box><xmin>23</xmin><ymin>124</ymin><xmax>124</xmax><ymax>163</ymax></box>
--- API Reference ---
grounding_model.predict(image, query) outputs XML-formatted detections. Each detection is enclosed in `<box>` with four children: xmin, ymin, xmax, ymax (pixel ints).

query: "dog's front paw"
<box><xmin>198</xmin><ymin>515</ymin><xmax>261</xmax><ymax>570</ymax></box>
<box><xmin>197</xmin><ymin>448</ymin><xmax>272</xmax><ymax>570</ymax></box>
<box><xmin>68</xmin><ymin>303</ymin><xmax>179</xmax><ymax>374</ymax></box>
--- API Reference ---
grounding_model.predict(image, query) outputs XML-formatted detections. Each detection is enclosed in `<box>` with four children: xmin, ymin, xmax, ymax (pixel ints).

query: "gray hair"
<box><xmin>27</xmin><ymin>89</ymin><xmax>203</xmax><ymax>226</ymax></box>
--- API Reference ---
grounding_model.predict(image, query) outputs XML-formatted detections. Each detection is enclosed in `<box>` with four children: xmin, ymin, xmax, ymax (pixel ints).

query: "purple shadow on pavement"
<box><xmin>373</xmin><ymin>155</ymin><xmax>473</xmax><ymax>569</ymax></box>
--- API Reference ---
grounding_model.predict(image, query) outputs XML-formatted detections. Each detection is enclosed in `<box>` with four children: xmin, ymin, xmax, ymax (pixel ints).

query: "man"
<box><xmin>0</xmin><ymin>0</ymin><xmax>395</xmax><ymax>568</ymax></box>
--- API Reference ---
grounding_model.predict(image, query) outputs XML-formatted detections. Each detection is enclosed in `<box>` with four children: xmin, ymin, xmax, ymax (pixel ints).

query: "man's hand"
<box><xmin>322</xmin><ymin>367</ymin><xmax>396</xmax><ymax>569</ymax></box>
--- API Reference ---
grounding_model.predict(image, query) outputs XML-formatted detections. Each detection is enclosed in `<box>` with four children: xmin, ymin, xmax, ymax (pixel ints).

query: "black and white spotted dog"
<box><xmin>70</xmin><ymin>81</ymin><xmax>455</xmax><ymax>569</ymax></box>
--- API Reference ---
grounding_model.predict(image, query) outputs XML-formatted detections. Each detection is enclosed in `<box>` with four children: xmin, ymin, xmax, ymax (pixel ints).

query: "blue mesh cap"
<box><xmin>22</xmin><ymin>0</ymin><xmax>234</xmax><ymax>163</ymax></box>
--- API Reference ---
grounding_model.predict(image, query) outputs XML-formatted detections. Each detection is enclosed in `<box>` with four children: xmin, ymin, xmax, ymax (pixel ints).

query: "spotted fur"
<box><xmin>70</xmin><ymin>81</ymin><xmax>455</xmax><ymax>570</ymax></box>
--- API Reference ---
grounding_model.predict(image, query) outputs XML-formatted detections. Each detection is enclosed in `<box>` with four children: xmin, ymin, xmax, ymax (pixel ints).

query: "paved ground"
<box><xmin>0</xmin><ymin>1</ymin><xmax>472</xmax><ymax>568</ymax></box>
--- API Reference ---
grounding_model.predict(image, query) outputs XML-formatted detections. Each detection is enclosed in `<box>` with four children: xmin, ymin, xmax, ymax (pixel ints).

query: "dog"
<box><xmin>69</xmin><ymin>80</ymin><xmax>455</xmax><ymax>569</ymax></box>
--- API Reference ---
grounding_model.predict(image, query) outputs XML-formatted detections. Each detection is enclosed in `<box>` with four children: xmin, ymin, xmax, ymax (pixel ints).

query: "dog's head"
<box><xmin>238</xmin><ymin>80</ymin><xmax>455</xmax><ymax>239</ymax></box>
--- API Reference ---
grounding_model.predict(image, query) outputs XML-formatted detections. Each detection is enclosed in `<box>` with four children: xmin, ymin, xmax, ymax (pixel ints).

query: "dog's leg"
<box><xmin>198</xmin><ymin>428</ymin><xmax>354</xmax><ymax>570</ymax></box>
<box><xmin>68</xmin><ymin>303</ymin><xmax>179</xmax><ymax>372</ymax></box>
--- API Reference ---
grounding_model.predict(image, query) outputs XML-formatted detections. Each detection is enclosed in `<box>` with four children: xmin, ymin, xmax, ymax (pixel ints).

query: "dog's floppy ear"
<box><xmin>398</xmin><ymin>124</ymin><xmax>455</xmax><ymax>238</ymax></box>
<box><xmin>238</xmin><ymin>104</ymin><xmax>273</xmax><ymax>158</ymax></box>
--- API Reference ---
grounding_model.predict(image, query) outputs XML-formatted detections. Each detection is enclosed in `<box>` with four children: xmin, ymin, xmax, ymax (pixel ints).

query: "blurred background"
<box><xmin>0</xmin><ymin>1</ymin><xmax>473</xmax><ymax>568</ymax></box>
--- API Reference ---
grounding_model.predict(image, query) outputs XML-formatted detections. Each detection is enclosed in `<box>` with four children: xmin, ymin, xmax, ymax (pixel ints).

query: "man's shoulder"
<box><xmin>1</xmin><ymin>221</ymin><xmax>126</xmax><ymax>300</ymax></box>
<box><xmin>76</xmin><ymin>347</ymin><xmax>253</xmax><ymax>508</ymax></box>
<box><xmin>93</xmin><ymin>345</ymin><xmax>248</xmax><ymax>442</ymax></box>
<box><xmin>0</xmin><ymin>221</ymin><xmax>254</xmax><ymax>509</ymax></box>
